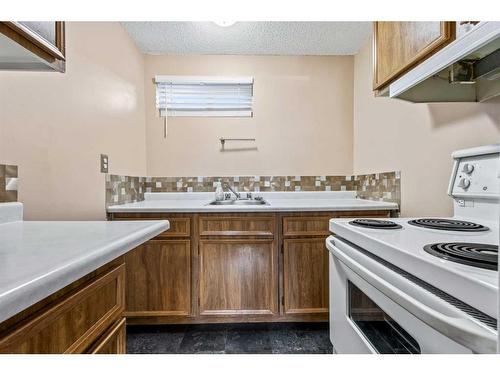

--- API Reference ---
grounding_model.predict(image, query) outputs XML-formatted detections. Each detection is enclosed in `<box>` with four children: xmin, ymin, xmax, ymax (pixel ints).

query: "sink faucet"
<box><xmin>224</xmin><ymin>183</ymin><xmax>241</xmax><ymax>199</ymax></box>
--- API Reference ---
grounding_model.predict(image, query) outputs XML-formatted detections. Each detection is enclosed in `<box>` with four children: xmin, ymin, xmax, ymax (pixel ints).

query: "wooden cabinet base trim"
<box><xmin>125</xmin><ymin>311</ymin><xmax>190</xmax><ymax>317</ymax></box>
<box><xmin>126</xmin><ymin>313</ymin><xmax>328</xmax><ymax>325</ymax></box>
<box><xmin>285</xmin><ymin>308</ymin><xmax>329</xmax><ymax>315</ymax></box>
<box><xmin>199</xmin><ymin>309</ymin><xmax>275</xmax><ymax>316</ymax></box>
<box><xmin>200</xmin><ymin>231</ymin><xmax>274</xmax><ymax>237</ymax></box>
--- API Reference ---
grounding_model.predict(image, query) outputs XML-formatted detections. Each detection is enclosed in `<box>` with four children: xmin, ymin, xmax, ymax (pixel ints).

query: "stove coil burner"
<box><xmin>424</xmin><ymin>242</ymin><xmax>498</xmax><ymax>270</ymax></box>
<box><xmin>408</xmin><ymin>218</ymin><xmax>489</xmax><ymax>232</ymax></box>
<box><xmin>349</xmin><ymin>219</ymin><xmax>402</xmax><ymax>230</ymax></box>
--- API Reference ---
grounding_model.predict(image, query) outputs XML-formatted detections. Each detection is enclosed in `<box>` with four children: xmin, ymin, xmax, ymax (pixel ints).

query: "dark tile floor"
<box><xmin>127</xmin><ymin>322</ymin><xmax>333</xmax><ymax>354</ymax></box>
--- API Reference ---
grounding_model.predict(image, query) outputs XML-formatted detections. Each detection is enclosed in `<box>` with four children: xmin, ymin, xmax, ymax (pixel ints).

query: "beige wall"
<box><xmin>4</xmin><ymin>24</ymin><xmax>499</xmax><ymax>220</ymax></box>
<box><xmin>353</xmin><ymin>39</ymin><xmax>500</xmax><ymax>217</ymax></box>
<box><xmin>144</xmin><ymin>55</ymin><xmax>354</xmax><ymax>176</ymax></box>
<box><xmin>0</xmin><ymin>22</ymin><xmax>147</xmax><ymax>220</ymax></box>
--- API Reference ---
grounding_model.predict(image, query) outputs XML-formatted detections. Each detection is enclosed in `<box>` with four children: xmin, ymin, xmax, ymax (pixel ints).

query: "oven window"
<box><xmin>348</xmin><ymin>281</ymin><xmax>421</xmax><ymax>354</ymax></box>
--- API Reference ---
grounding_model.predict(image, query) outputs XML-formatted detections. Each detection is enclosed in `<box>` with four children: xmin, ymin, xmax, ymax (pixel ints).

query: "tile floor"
<box><xmin>127</xmin><ymin>322</ymin><xmax>333</xmax><ymax>354</ymax></box>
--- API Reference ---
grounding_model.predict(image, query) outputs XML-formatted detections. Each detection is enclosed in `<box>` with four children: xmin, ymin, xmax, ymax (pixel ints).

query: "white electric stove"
<box><xmin>326</xmin><ymin>144</ymin><xmax>499</xmax><ymax>354</ymax></box>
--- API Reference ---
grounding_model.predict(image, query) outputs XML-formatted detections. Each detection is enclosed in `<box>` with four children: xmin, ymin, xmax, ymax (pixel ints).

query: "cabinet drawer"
<box><xmin>283</xmin><ymin>211</ymin><xmax>391</xmax><ymax>237</ymax></box>
<box><xmin>113</xmin><ymin>214</ymin><xmax>190</xmax><ymax>238</ymax></box>
<box><xmin>88</xmin><ymin>318</ymin><xmax>126</xmax><ymax>354</ymax></box>
<box><xmin>335</xmin><ymin>210</ymin><xmax>391</xmax><ymax>219</ymax></box>
<box><xmin>156</xmin><ymin>217</ymin><xmax>190</xmax><ymax>238</ymax></box>
<box><xmin>199</xmin><ymin>215</ymin><xmax>275</xmax><ymax>237</ymax></box>
<box><xmin>283</xmin><ymin>216</ymin><xmax>331</xmax><ymax>237</ymax></box>
<box><xmin>0</xmin><ymin>264</ymin><xmax>125</xmax><ymax>354</ymax></box>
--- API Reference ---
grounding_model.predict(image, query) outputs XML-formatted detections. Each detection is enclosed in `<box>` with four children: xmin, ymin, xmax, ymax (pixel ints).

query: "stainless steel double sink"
<box><xmin>207</xmin><ymin>198</ymin><xmax>269</xmax><ymax>206</ymax></box>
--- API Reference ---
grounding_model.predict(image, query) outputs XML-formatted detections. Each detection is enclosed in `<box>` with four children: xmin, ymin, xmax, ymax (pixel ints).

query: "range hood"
<box><xmin>389</xmin><ymin>22</ymin><xmax>500</xmax><ymax>103</ymax></box>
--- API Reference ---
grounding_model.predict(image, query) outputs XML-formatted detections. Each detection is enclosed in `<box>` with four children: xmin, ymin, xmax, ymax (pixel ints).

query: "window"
<box><xmin>155</xmin><ymin>75</ymin><xmax>253</xmax><ymax>117</ymax></box>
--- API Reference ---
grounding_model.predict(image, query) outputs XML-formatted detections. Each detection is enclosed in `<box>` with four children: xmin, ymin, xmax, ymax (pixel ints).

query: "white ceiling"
<box><xmin>122</xmin><ymin>22</ymin><xmax>372</xmax><ymax>56</ymax></box>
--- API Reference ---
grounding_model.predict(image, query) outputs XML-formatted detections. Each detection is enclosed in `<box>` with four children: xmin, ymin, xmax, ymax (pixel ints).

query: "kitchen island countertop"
<box><xmin>0</xmin><ymin>203</ymin><xmax>169</xmax><ymax>323</ymax></box>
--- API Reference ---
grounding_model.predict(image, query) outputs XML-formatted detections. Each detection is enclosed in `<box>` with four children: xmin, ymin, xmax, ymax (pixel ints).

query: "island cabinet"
<box><xmin>0</xmin><ymin>258</ymin><xmax>126</xmax><ymax>354</ymax></box>
<box><xmin>87</xmin><ymin>318</ymin><xmax>126</xmax><ymax>354</ymax></box>
<box><xmin>110</xmin><ymin>209</ymin><xmax>391</xmax><ymax>325</ymax></box>
<box><xmin>373</xmin><ymin>22</ymin><xmax>455</xmax><ymax>90</ymax></box>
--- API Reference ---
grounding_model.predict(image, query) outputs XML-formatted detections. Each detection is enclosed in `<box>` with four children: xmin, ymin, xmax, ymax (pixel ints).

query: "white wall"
<box><xmin>3</xmin><ymin>24</ymin><xmax>499</xmax><ymax>220</ymax></box>
<box><xmin>353</xmin><ymin>38</ymin><xmax>500</xmax><ymax>217</ymax></box>
<box><xmin>0</xmin><ymin>22</ymin><xmax>147</xmax><ymax>220</ymax></box>
<box><xmin>144</xmin><ymin>55</ymin><xmax>354</xmax><ymax>177</ymax></box>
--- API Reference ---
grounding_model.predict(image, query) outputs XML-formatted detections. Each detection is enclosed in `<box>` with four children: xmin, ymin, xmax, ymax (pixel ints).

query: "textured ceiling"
<box><xmin>122</xmin><ymin>22</ymin><xmax>372</xmax><ymax>55</ymax></box>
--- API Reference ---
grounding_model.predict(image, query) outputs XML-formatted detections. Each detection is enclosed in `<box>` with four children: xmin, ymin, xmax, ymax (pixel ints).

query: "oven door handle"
<box><xmin>328</xmin><ymin>239</ymin><xmax>498</xmax><ymax>353</ymax></box>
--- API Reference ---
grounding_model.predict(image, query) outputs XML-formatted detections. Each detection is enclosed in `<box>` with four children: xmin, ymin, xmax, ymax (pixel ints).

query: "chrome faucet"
<box><xmin>224</xmin><ymin>183</ymin><xmax>241</xmax><ymax>199</ymax></box>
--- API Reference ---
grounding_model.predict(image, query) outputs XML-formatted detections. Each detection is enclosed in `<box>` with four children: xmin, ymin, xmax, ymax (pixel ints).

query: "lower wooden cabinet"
<box><xmin>88</xmin><ymin>318</ymin><xmax>126</xmax><ymax>354</ymax></box>
<box><xmin>111</xmin><ymin>210</ymin><xmax>392</xmax><ymax>324</ymax></box>
<box><xmin>124</xmin><ymin>240</ymin><xmax>191</xmax><ymax>317</ymax></box>
<box><xmin>283</xmin><ymin>238</ymin><xmax>329</xmax><ymax>315</ymax></box>
<box><xmin>199</xmin><ymin>239</ymin><xmax>278</xmax><ymax>316</ymax></box>
<box><xmin>0</xmin><ymin>262</ymin><xmax>125</xmax><ymax>354</ymax></box>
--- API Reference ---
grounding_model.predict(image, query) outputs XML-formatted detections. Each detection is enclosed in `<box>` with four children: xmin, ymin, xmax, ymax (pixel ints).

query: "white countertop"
<box><xmin>107</xmin><ymin>191</ymin><xmax>399</xmax><ymax>213</ymax></box>
<box><xmin>0</xmin><ymin>203</ymin><xmax>169</xmax><ymax>323</ymax></box>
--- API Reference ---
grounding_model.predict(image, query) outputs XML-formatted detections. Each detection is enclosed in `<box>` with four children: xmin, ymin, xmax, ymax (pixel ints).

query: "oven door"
<box><xmin>326</xmin><ymin>236</ymin><xmax>497</xmax><ymax>354</ymax></box>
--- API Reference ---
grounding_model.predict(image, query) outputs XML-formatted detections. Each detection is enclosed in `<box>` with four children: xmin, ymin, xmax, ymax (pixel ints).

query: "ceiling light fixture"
<box><xmin>213</xmin><ymin>21</ymin><xmax>236</xmax><ymax>27</ymax></box>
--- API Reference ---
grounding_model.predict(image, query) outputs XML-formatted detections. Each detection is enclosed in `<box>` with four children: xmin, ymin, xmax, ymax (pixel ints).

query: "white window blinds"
<box><xmin>155</xmin><ymin>76</ymin><xmax>253</xmax><ymax>117</ymax></box>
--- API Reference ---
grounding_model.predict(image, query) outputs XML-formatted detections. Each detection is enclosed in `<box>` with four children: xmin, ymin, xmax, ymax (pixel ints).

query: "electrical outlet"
<box><xmin>100</xmin><ymin>154</ymin><xmax>109</xmax><ymax>173</ymax></box>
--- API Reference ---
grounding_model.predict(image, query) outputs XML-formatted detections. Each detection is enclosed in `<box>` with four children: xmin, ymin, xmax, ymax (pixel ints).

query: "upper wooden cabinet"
<box><xmin>373</xmin><ymin>22</ymin><xmax>455</xmax><ymax>90</ymax></box>
<box><xmin>0</xmin><ymin>21</ymin><xmax>65</xmax><ymax>72</ymax></box>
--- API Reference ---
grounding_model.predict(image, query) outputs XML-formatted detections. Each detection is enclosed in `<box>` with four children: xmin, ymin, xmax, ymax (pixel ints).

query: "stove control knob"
<box><xmin>462</xmin><ymin>163</ymin><xmax>474</xmax><ymax>174</ymax></box>
<box><xmin>458</xmin><ymin>177</ymin><xmax>471</xmax><ymax>189</ymax></box>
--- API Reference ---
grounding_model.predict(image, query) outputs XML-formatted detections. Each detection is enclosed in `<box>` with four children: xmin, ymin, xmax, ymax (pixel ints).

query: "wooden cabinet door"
<box><xmin>199</xmin><ymin>239</ymin><xmax>278</xmax><ymax>316</ymax></box>
<box><xmin>283</xmin><ymin>238</ymin><xmax>329</xmax><ymax>315</ymax></box>
<box><xmin>373</xmin><ymin>22</ymin><xmax>455</xmax><ymax>90</ymax></box>
<box><xmin>124</xmin><ymin>240</ymin><xmax>191</xmax><ymax>317</ymax></box>
<box><xmin>89</xmin><ymin>318</ymin><xmax>126</xmax><ymax>354</ymax></box>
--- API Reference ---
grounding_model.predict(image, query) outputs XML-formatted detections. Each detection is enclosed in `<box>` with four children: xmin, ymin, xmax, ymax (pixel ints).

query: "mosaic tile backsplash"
<box><xmin>106</xmin><ymin>172</ymin><xmax>401</xmax><ymax>212</ymax></box>
<box><xmin>0</xmin><ymin>164</ymin><xmax>18</xmax><ymax>203</ymax></box>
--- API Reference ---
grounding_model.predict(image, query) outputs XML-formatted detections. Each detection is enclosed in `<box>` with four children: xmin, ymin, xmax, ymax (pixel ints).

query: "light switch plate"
<box><xmin>100</xmin><ymin>154</ymin><xmax>109</xmax><ymax>173</ymax></box>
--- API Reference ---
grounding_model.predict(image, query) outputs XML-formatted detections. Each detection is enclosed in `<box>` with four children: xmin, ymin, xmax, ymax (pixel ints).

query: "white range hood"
<box><xmin>389</xmin><ymin>22</ymin><xmax>500</xmax><ymax>103</ymax></box>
